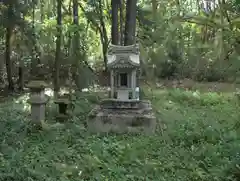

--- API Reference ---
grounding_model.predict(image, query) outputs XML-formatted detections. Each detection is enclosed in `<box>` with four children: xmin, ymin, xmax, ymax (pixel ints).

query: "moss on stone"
<box><xmin>54</xmin><ymin>98</ymin><xmax>70</xmax><ymax>104</ymax></box>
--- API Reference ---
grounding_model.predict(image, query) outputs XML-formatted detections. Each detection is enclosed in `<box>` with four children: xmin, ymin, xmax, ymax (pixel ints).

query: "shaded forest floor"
<box><xmin>0</xmin><ymin>82</ymin><xmax>240</xmax><ymax>180</ymax></box>
<box><xmin>1</xmin><ymin>78</ymin><xmax>240</xmax><ymax>99</ymax></box>
<box><xmin>154</xmin><ymin>79</ymin><xmax>240</xmax><ymax>92</ymax></box>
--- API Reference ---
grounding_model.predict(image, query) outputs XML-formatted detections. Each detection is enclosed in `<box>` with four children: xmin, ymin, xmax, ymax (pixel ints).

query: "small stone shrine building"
<box><xmin>87</xmin><ymin>44</ymin><xmax>156</xmax><ymax>134</ymax></box>
<box><xmin>107</xmin><ymin>44</ymin><xmax>140</xmax><ymax>100</ymax></box>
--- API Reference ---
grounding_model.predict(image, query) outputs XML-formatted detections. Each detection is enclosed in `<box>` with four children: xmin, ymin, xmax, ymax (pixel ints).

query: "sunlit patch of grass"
<box><xmin>0</xmin><ymin>88</ymin><xmax>240</xmax><ymax>181</ymax></box>
<box><xmin>13</xmin><ymin>93</ymin><xmax>31</xmax><ymax>112</ymax></box>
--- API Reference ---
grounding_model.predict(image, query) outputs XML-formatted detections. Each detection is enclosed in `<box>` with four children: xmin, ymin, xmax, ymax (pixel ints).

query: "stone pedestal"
<box><xmin>27</xmin><ymin>95</ymin><xmax>49</xmax><ymax>123</ymax></box>
<box><xmin>26</xmin><ymin>80</ymin><xmax>49</xmax><ymax>123</ymax></box>
<box><xmin>54</xmin><ymin>96</ymin><xmax>71</xmax><ymax>121</ymax></box>
<box><xmin>87</xmin><ymin>99</ymin><xmax>156</xmax><ymax>134</ymax></box>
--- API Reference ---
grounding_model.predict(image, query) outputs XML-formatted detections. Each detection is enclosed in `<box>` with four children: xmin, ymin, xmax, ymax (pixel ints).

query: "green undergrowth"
<box><xmin>1</xmin><ymin>89</ymin><xmax>240</xmax><ymax>181</ymax></box>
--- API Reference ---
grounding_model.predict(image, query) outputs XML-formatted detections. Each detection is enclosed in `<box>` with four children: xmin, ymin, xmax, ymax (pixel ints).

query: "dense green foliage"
<box><xmin>1</xmin><ymin>0</ymin><xmax>240</xmax><ymax>180</ymax></box>
<box><xmin>1</xmin><ymin>87</ymin><xmax>240</xmax><ymax>180</ymax></box>
<box><xmin>0</xmin><ymin>0</ymin><xmax>240</xmax><ymax>89</ymax></box>
<box><xmin>139</xmin><ymin>0</ymin><xmax>240</xmax><ymax>81</ymax></box>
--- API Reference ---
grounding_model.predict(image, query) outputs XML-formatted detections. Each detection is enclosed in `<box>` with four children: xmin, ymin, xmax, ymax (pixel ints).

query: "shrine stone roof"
<box><xmin>107</xmin><ymin>44</ymin><xmax>140</xmax><ymax>69</ymax></box>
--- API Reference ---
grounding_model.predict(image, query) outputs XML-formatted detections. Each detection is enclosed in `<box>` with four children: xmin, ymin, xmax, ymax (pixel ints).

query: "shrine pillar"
<box><xmin>110</xmin><ymin>70</ymin><xmax>114</xmax><ymax>98</ymax></box>
<box><xmin>131</xmin><ymin>69</ymin><xmax>136</xmax><ymax>99</ymax></box>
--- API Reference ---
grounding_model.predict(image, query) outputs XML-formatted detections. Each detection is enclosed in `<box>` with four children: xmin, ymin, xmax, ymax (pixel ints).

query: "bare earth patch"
<box><xmin>156</xmin><ymin>79</ymin><xmax>240</xmax><ymax>92</ymax></box>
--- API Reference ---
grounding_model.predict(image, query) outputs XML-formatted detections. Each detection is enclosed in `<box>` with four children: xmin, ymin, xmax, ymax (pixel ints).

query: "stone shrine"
<box><xmin>107</xmin><ymin>44</ymin><xmax>140</xmax><ymax>100</ymax></box>
<box><xmin>87</xmin><ymin>44</ymin><xmax>156</xmax><ymax>134</ymax></box>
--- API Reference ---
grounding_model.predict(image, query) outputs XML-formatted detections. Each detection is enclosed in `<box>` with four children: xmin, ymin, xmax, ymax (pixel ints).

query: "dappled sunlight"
<box><xmin>162</xmin><ymin>100</ymin><xmax>177</xmax><ymax>110</ymax></box>
<box><xmin>164</xmin><ymin>88</ymin><xmax>235</xmax><ymax>106</ymax></box>
<box><xmin>13</xmin><ymin>93</ymin><xmax>31</xmax><ymax>112</ymax></box>
<box><xmin>11</xmin><ymin>87</ymin><xmax>74</xmax><ymax>114</ymax></box>
<box><xmin>45</xmin><ymin>87</ymin><xmax>73</xmax><ymax>97</ymax></box>
<box><xmin>156</xmin><ymin>79</ymin><xmax>240</xmax><ymax>93</ymax></box>
<box><xmin>151</xmin><ymin>89</ymin><xmax>168</xmax><ymax>97</ymax></box>
<box><xmin>1</xmin><ymin>87</ymin><xmax>240</xmax><ymax>181</ymax></box>
<box><xmin>1</xmin><ymin>0</ymin><xmax>240</xmax><ymax>179</ymax></box>
<box><xmin>45</xmin><ymin>88</ymin><xmax>54</xmax><ymax>97</ymax></box>
<box><xmin>82</xmin><ymin>84</ymin><xmax>110</xmax><ymax>93</ymax></box>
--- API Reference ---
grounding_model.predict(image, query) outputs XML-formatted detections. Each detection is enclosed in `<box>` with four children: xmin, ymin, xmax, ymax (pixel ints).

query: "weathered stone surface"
<box><xmin>107</xmin><ymin>44</ymin><xmax>140</xmax><ymax>69</ymax></box>
<box><xmin>100</xmin><ymin>99</ymin><xmax>140</xmax><ymax>109</ymax></box>
<box><xmin>89</xmin><ymin>44</ymin><xmax>156</xmax><ymax>134</ymax></box>
<box><xmin>87</xmin><ymin>100</ymin><xmax>156</xmax><ymax>134</ymax></box>
<box><xmin>54</xmin><ymin>97</ymin><xmax>71</xmax><ymax>120</ymax></box>
<box><xmin>99</xmin><ymin>99</ymin><xmax>152</xmax><ymax>109</ymax></box>
<box><xmin>56</xmin><ymin>114</ymin><xmax>70</xmax><ymax>122</ymax></box>
<box><xmin>27</xmin><ymin>95</ymin><xmax>49</xmax><ymax>104</ymax></box>
<box><xmin>27</xmin><ymin>95</ymin><xmax>48</xmax><ymax>123</ymax></box>
<box><xmin>30</xmin><ymin>104</ymin><xmax>46</xmax><ymax>123</ymax></box>
<box><xmin>26</xmin><ymin>80</ymin><xmax>48</xmax><ymax>90</ymax></box>
<box><xmin>27</xmin><ymin>80</ymin><xmax>49</xmax><ymax>124</ymax></box>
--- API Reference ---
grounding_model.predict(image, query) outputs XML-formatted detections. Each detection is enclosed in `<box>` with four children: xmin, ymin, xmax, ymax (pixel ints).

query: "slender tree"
<box><xmin>5</xmin><ymin>1</ymin><xmax>14</xmax><ymax>91</ymax></box>
<box><xmin>111</xmin><ymin>0</ymin><xmax>119</xmax><ymax>44</ymax></box>
<box><xmin>72</xmin><ymin>0</ymin><xmax>82</xmax><ymax>89</ymax></box>
<box><xmin>124</xmin><ymin>0</ymin><xmax>137</xmax><ymax>45</ymax></box>
<box><xmin>152</xmin><ymin>0</ymin><xmax>157</xmax><ymax>19</ymax></box>
<box><xmin>119</xmin><ymin>0</ymin><xmax>124</xmax><ymax>45</ymax></box>
<box><xmin>54</xmin><ymin>0</ymin><xmax>62</xmax><ymax>94</ymax></box>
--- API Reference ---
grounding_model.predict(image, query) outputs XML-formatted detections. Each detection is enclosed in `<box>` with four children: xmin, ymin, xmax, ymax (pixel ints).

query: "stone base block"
<box><xmin>56</xmin><ymin>114</ymin><xmax>70</xmax><ymax>122</ymax></box>
<box><xmin>30</xmin><ymin>104</ymin><xmax>46</xmax><ymax>123</ymax></box>
<box><xmin>87</xmin><ymin>103</ymin><xmax>156</xmax><ymax>134</ymax></box>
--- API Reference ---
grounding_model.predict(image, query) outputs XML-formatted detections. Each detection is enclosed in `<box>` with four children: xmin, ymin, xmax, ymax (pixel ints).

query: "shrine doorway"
<box><xmin>119</xmin><ymin>73</ymin><xmax>128</xmax><ymax>87</ymax></box>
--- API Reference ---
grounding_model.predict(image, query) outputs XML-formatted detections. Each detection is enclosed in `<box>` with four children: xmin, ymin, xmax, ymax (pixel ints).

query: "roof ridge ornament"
<box><xmin>108</xmin><ymin>44</ymin><xmax>139</xmax><ymax>55</ymax></box>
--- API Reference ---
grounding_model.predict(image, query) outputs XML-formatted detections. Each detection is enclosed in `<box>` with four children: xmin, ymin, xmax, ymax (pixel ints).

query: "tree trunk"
<box><xmin>73</xmin><ymin>0</ymin><xmax>78</xmax><ymax>26</ymax></box>
<box><xmin>17</xmin><ymin>40</ymin><xmax>24</xmax><ymax>91</ymax></box>
<box><xmin>40</xmin><ymin>0</ymin><xmax>44</xmax><ymax>23</ymax></box>
<box><xmin>152</xmin><ymin>0</ymin><xmax>157</xmax><ymax>19</ymax></box>
<box><xmin>30</xmin><ymin>3</ymin><xmax>41</xmax><ymax>79</ymax></box>
<box><xmin>98</xmin><ymin>0</ymin><xmax>109</xmax><ymax>69</ymax></box>
<box><xmin>111</xmin><ymin>0</ymin><xmax>119</xmax><ymax>45</ymax></box>
<box><xmin>54</xmin><ymin>0</ymin><xmax>62</xmax><ymax>94</ymax></box>
<box><xmin>119</xmin><ymin>0</ymin><xmax>124</xmax><ymax>45</ymax></box>
<box><xmin>124</xmin><ymin>0</ymin><xmax>137</xmax><ymax>45</ymax></box>
<box><xmin>5</xmin><ymin>3</ymin><xmax>14</xmax><ymax>91</ymax></box>
<box><xmin>72</xmin><ymin>0</ymin><xmax>82</xmax><ymax>90</ymax></box>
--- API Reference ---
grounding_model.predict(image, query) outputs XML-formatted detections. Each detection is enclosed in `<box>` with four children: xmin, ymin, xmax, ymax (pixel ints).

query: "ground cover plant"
<box><xmin>1</xmin><ymin>83</ymin><xmax>240</xmax><ymax>181</ymax></box>
<box><xmin>1</xmin><ymin>0</ymin><xmax>240</xmax><ymax>180</ymax></box>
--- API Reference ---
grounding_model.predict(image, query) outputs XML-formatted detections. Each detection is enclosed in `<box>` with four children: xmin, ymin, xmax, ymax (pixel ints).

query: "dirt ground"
<box><xmin>155</xmin><ymin>79</ymin><xmax>240</xmax><ymax>92</ymax></box>
<box><xmin>0</xmin><ymin>79</ymin><xmax>239</xmax><ymax>101</ymax></box>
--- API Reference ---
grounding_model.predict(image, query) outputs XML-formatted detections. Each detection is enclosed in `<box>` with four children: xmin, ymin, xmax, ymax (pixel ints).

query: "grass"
<box><xmin>1</xmin><ymin>87</ymin><xmax>240</xmax><ymax>181</ymax></box>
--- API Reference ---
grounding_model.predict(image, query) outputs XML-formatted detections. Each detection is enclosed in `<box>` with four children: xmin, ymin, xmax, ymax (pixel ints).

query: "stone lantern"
<box><xmin>26</xmin><ymin>80</ymin><xmax>49</xmax><ymax>123</ymax></box>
